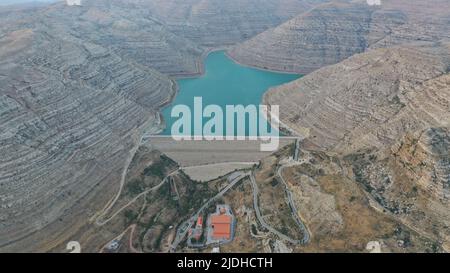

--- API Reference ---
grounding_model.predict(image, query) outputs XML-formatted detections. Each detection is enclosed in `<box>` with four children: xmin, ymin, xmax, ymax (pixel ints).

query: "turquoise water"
<box><xmin>160</xmin><ymin>51</ymin><xmax>300</xmax><ymax>137</ymax></box>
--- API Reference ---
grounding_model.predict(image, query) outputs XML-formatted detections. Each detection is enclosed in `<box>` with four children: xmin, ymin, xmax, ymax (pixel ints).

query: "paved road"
<box><xmin>294</xmin><ymin>138</ymin><xmax>300</xmax><ymax>161</ymax></box>
<box><xmin>276</xmin><ymin>164</ymin><xmax>310</xmax><ymax>244</ymax></box>
<box><xmin>249</xmin><ymin>173</ymin><xmax>307</xmax><ymax>245</ymax></box>
<box><xmin>170</xmin><ymin>151</ymin><xmax>311</xmax><ymax>250</ymax></box>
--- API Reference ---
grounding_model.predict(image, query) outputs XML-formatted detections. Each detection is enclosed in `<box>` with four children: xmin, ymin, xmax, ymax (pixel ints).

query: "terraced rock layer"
<box><xmin>0</xmin><ymin>27</ymin><xmax>174</xmax><ymax>251</ymax></box>
<box><xmin>2</xmin><ymin>0</ymin><xmax>449</xmax><ymax>252</ymax></box>
<box><xmin>1</xmin><ymin>1</ymin><xmax>204</xmax><ymax>76</ymax></box>
<box><xmin>139</xmin><ymin>0</ymin><xmax>332</xmax><ymax>47</ymax></box>
<box><xmin>0</xmin><ymin>0</ymin><xmax>336</xmax><ymax>252</ymax></box>
<box><xmin>229</xmin><ymin>0</ymin><xmax>450</xmax><ymax>74</ymax></box>
<box><xmin>262</xmin><ymin>42</ymin><xmax>450</xmax><ymax>245</ymax></box>
<box><xmin>264</xmin><ymin>43</ymin><xmax>450</xmax><ymax>154</ymax></box>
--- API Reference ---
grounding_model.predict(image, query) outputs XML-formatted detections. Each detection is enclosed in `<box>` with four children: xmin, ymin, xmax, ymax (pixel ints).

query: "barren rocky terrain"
<box><xmin>229</xmin><ymin>0</ymin><xmax>450</xmax><ymax>74</ymax></box>
<box><xmin>264</xmin><ymin>43</ymin><xmax>450</xmax><ymax>153</ymax></box>
<box><xmin>0</xmin><ymin>0</ymin><xmax>334</xmax><ymax>253</ymax></box>
<box><xmin>260</xmin><ymin>36</ymin><xmax>450</xmax><ymax>251</ymax></box>
<box><xmin>0</xmin><ymin>25</ymin><xmax>175</xmax><ymax>251</ymax></box>
<box><xmin>139</xmin><ymin>0</ymin><xmax>331</xmax><ymax>47</ymax></box>
<box><xmin>345</xmin><ymin>127</ymin><xmax>450</xmax><ymax>249</ymax></box>
<box><xmin>1</xmin><ymin>0</ymin><xmax>449</xmax><ymax>253</ymax></box>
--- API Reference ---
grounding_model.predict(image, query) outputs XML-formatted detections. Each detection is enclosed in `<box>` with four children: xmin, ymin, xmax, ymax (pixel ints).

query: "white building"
<box><xmin>66</xmin><ymin>0</ymin><xmax>82</xmax><ymax>6</ymax></box>
<box><xmin>211</xmin><ymin>247</ymin><xmax>220</xmax><ymax>253</ymax></box>
<box><xmin>366</xmin><ymin>0</ymin><xmax>381</xmax><ymax>6</ymax></box>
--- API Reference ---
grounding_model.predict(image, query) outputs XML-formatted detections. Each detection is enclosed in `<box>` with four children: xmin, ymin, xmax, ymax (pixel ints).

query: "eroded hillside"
<box><xmin>0</xmin><ymin>27</ymin><xmax>175</xmax><ymax>251</ymax></box>
<box><xmin>229</xmin><ymin>0</ymin><xmax>450</xmax><ymax>74</ymax></box>
<box><xmin>139</xmin><ymin>0</ymin><xmax>332</xmax><ymax>47</ymax></box>
<box><xmin>0</xmin><ymin>0</ymin><xmax>336</xmax><ymax>253</ymax></box>
<box><xmin>261</xmin><ymin>42</ymin><xmax>450</xmax><ymax>249</ymax></box>
<box><xmin>264</xmin><ymin>43</ymin><xmax>450</xmax><ymax>153</ymax></box>
<box><xmin>1</xmin><ymin>0</ymin><xmax>449</xmax><ymax>253</ymax></box>
<box><xmin>344</xmin><ymin>127</ymin><xmax>450</xmax><ymax>249</ymax></box>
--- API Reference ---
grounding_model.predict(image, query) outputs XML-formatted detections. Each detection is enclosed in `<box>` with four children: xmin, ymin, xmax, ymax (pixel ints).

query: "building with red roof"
<box><xmin>211</xmin><ymin>214</ymin><xmax>232</xmax><ymax>240</ymax></box>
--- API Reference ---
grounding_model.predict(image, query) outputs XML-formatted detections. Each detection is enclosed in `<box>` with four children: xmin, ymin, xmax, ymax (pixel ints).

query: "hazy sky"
<box><xmin>0</xmin><ymin>0</ymin><xmax>59</xmax><ymax>6</ymax></box>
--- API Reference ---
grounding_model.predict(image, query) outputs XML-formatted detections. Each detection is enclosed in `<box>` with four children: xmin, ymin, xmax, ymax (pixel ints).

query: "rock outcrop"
<box><xmin>5</xmin><ymin>1</ymin><xmax>204</xmax><ymax>76</ymax></box>
<box><xmin>0</xmin><ymin>27</ymin><xmax>174</xmax><ymax>250</ymax></box>
<box><xmin>140</xmin><ymin>0</ymin><xmax>332</xmax><ymax>47</ymax></box>
<box><xmin>264</xmin><ymin>43</ymin><xmax>450</xmax><ymax>154</ymax></box>
<box><xmin>346</xmin><ymin>127</ymin><xmax>450</xmax><ymax>246</ymax></box>
<box><xmin>0</xmin><ymin>0</ymin><xmax>337</xmax><ymax>252</ymax></box>
<box><xmin>229</xmin><ymin>0</ymin><xmax>450</xmax><ymax>74</ymax></box>
<box><xmin>262</xmin><ymin>41</ymin><xmax>450</xmax><ymax>246</ymax></box>
<box><xmin>391</xmin><ymin>128</ymin><xmax>450</xmax><ymax>200</ymax></box>
<box><xmin>1</xmin><ymin>0</ymin><xmax>449</xmax><ymax>252</ymax></box>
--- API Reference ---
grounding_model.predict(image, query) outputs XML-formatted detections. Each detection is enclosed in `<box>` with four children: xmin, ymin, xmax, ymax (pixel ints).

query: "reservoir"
<box><xmin>160</xmin><ymin>51</ymin><xmax>300</xmax><ymax>136</ymax></box>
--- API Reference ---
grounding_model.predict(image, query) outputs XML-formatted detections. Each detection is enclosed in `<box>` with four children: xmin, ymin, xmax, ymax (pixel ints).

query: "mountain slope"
<box><xmin>0</xmin><ymin>27</ymin><xmax>174</xmax><ymax>251</ymax></box>
<box><xmin>0</xmin><ymin>0</ymin><xmax>340</xmax><ymax>252</ymax></box>
<box><xmin>140</xmin><ymin>0</ymin><xmax>332</xmax><ymax>47</ymax></box>
<box><xmin>263</xmin><ymin>43</ymin><xmax>450</xmax><ymax>153</ymax></box>
<box><xmin>345</xmin><ymin>127</ymin><xmax>450</xmax><ymax>248</ymax></box>
<box><xmin>229</xmin><ymin>0</ymin><xmax>450</xmax><ymax>74</ymax></box>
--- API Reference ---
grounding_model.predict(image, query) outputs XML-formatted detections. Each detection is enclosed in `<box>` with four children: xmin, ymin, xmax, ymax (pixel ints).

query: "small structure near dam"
<box><xmin>187</xmin><ymin>204</ymin><xmax>236</xmax><ymax>248</ymax></box>
<box><xmin>66</xmin><ymin>0</ymin><xmax>81</xmax><ymax>6</ymax></box>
